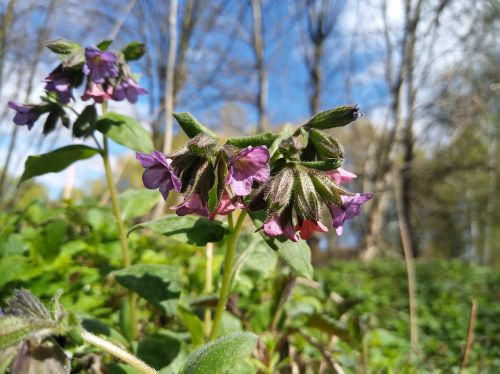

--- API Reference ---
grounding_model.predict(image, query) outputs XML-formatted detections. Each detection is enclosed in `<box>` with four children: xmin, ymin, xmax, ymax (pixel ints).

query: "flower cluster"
<box><xmin>136</xmin><ymin>106</ymin><xmax>373</xmax><ymax>242</ymax></box>
<box><xmin>7</xmin><ymin>39</ymin><xmax>147</xmax><ymax>134</ymax></box>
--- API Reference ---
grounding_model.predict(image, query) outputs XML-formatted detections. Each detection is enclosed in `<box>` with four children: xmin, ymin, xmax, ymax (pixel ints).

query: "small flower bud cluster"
<box><xmin>137</xmin><ymin>106</ymin><xmax>373</xmax><ymax>242</ymax></box>
<box><xmin>7</xmin><ymin>39</ymin><xmax>146</xmax><ymax>135</ymax></box>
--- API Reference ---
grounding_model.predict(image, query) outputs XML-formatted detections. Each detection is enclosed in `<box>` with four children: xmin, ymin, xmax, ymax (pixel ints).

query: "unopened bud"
<box><xmin>308</xmin><ymin>128</ymin><xmax>344</xmax><ymax>160</ymax></box>
<box><xmin>305</xmin><ymin>105</ymin><xmax>361</xmax><ymax>130</ymax></box>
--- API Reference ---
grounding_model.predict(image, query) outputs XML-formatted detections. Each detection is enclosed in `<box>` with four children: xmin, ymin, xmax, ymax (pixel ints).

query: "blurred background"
<box><xmin>0</xmin><ymin>0</ymin><xmax>498</xmax><ymax>264</ymax></box>
<box><xmin>0</xmin><ymin>1</ymin><xmax>499</xmax><ymax>372</ymax></box>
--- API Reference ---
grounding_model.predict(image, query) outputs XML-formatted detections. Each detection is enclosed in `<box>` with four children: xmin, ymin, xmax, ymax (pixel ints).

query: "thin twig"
<box><xmin>460</xmin><ymin>299</ymin><xmax>478</xmax><ymax>372</ymax></box>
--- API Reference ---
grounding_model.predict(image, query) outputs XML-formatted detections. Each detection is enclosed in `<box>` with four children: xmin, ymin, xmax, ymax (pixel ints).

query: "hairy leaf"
<box><xmin>173</xmin><ymin>112</ymin><xmax>216</xmax><ymax>139</ymax></box>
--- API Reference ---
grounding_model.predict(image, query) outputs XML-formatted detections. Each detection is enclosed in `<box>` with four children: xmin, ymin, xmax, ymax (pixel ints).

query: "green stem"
<box><xmin>209</xmin><ymin>210</ymin><xmax>247</xmax><ymax>340</ymax></box>
<box><xmin>81</xmin><ymin>330</ymin><xmax>156</xmax><ymax>374</ymax></box>
<box><xmin>100</xmin><ymin>102</ymin><xmax>138</xmax><ymax>340</ymax></box>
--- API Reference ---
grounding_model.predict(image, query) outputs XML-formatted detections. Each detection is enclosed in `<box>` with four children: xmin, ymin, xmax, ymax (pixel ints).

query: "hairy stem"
<box><xmin>81</xmin><ymin>330</ymin><xmax>156</xmax><ymax>374</ymax></box>
<box><xmin>101</xmin><ymin>102</ymin><xmax>137</xmax><ymax>340</ymax></box>
<box><xmin>209</xmin><ymin>210</ymin><xmax>247</xmax><ymax>340</ymax></box>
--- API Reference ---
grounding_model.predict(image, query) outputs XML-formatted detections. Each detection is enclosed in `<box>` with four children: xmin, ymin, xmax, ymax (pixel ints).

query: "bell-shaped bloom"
<box><xmin>44</xmin><ymin>74</ymin><xmax>73</xmax><ymax>104</ymax></box>
<box><xmin>136</xmin><ymin>150</ymin><xmax>181</xmax><ymax>200</ymax></box>
<box><xmin>7</xmin><ymin>101</ymin><xmax>41</xmax><ymax>130</ymax></box>
<box><xmin>82</xmin><ymin>47</ymin><xmax>119</xmax><ymax>84</ymax></box>
<box><xmin>330</xmin><ymin>193</ymin><xmax>373</xmax><ymax>235</ymax></box>
<box><xmin>297</xmin><ymin>219</ymin><xmax>328</xmax><ymax>240</ymax></box>
<box><xmin>81</xmin><ymin>82</ymin><xmax>112</xmax><ymax>103</ymax></box>
<box><xmin>112</xmin><ymin>78</ymin><xmax>147</xmax><ymax>103</ymax></box>
<box><xmin>326</xmin><ymin>167</ymin><xmax>357</xmax><ymax>185</ymax></box>
<box><xmin>173</xmin><ymin>193</ymin><xmax>209</xmax><ymax>217</ymax></box>
<box><xmin>227</xmin><ymin>145</ymin><xmax>270</xmax><ymax>196</ymax></box>
<box><xmin>262</xmin><ymin>215</ymin><xmax>299</xmax><ymax>242</ymax></box>
<box><xmin>209</xmin><ymin>190</ymin><xmax>245</xmax><ymax>220</ymax></box>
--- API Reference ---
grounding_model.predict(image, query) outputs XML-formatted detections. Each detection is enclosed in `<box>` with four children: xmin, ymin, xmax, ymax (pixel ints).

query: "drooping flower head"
<box><xmin>209</xmin><ymin>190</ymin><xmax>245</xmax><ymax>220</ymax></box>
<box><xmin>227</xmin><ymin>145</ymin><xmax>270</xmax><ymax>196</ymax></box>
<box><xmin>82</xmin><ymin>47</ymin><xmax>119</xmax><ymax>84</ymax></box>
<box><xmin>7</xmin><ymin>102</ymin><xmax>42</xmax><ymax>130</ymax></box>
<box><xmin>263</xmin><ymin>213</ymin><xmax>299</xmax><ymax>242</ymax></box>
<box><xmin>329</xmin><ymin>193</ymin><xmax>374</xmax><ymax>235</ymax></box>
<box><xmin>136</xmin><ymin>150</ymin><xmax>182</xmax><ymax>200</ymax></box>
<box><xmin>326</xmin><ymin>167</ymin><xmax>357</xmax><ymax>185</ymax></box>
<box><xmin>43</xmin><ymin>66</ymin><xmax>75</xmax><ymax>104</ymax></box>
<box><xmin>296</xmin><ymin>219</ymin><xmax>328</xmax><ymax>240</ymax></box>
<box><xmin>173</xmin><ymin>193</ymin><xmax>209</xmax><ymax>217</ymax></box>
<box><xmin>112</xmin><ymin>78</ymin><xmax>147</xmax><ymax>103</ymax></box>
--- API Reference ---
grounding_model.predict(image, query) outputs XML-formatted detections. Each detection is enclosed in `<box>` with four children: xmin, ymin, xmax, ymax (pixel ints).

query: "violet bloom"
<box><xmin>173</xmin><ymin>193</ymin><xmax>209</xmax><ymax>217</ymax></box>
<box><xmin>136</xmin><ymin>150</ymin><xmax>181</xmax><ymax>200</ymax></box>
<box><xmin>82</xmin><ymin>47</ymin><xmax>119</xmax><ymax>84</ymax></box>
<box><xmin>326</xmin><ymin>167</ymin><xmax>357</xmax><ymax>185</ymax></box>
<box><xmin>227</xmin><ymin>145</ymin><xmax>270</xmax><ymax>196</ymax></box>
<box><xmin>330</xmin><ymin>193</ymin><xmax>374</xmax><ymax>235</ymax></box>
<box><xmin>44</xmin><ymin>70</ymin><xmax>73</xmax><ymax>104</ymax></box>
<box><xmin>81</xmin><ymin>82</ymin><xmax>112</xmax><ymax>103</ymax></box>
<box><xmin>297</xmin><ymin>219</ymin><xmax>328</xmax><ymax>240</ymax></box>
<box><xmin>112</xmin><ymin>78</ymin><xmax>147</xmax><ymax>103</ymax></box>
<box><xmin>262</xmin><ymin>215</ymin><xmax>299</xmax><ymax>242</ymax></box>
<box><xmin>7</xmin><ymin>101</ymin><xmax>41</xmax><ymax>130</ymax></box>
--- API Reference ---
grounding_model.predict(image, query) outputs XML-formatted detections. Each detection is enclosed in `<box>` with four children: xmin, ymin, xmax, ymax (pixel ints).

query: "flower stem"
<box><xmin>100</xmin><ymin>102</ymin><xmax>138</xmax><ymax>340</ymax></box>
<box><xmin>81</xmin><ymin>330</ymin><xmax>156</xmax><ymax>374</ymax></box>
<box><xmin>209</xmin><ymin>210</ymin><xmax>247</xmax><ymax>340</ymax></box>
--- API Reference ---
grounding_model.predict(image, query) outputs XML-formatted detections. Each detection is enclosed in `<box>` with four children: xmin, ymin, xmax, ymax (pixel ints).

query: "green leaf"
<box><xmin>118</xmin><ymin>189</ymin><xmax>161</xmax><ymax>221</ymax></box>
<box><xmin>226</xmin><ymin>133</ymin><xmax>279</xmax><ymax>148</ymax></box>
<box><xmin>0</xmin><ymin>316</ymin><xmax>57</xmax><ymax>350</ymax></box>
<box><xmin>73</xmin><ymin>105</ymin><xmax>97</xmax><ymax>138</ymax></box>
<box><xmin>305</xmin><ymin>105</ymin><xmax>360</xmax><ymax>129</ymax></box>
<box><xmin>173</xmin><ymin>112</ymin><xmax>216</xmax><ymax>139</ymax></box>
<box><xmin>19</xmin><ymin>145</ymin><xmax>100</xmax><ymax>184</ymax></box>
<box><xmin>180</xmin><ymin>332</ymin><xmax>258</xmax><ymax>374</ymax></box>
<box><xmin>96</xmin><ymin>112</ymin><xmax>154</xmax><ymax>153</ymax></box>
<box><xmin>128</xmin><ymin>215</ymin><xmax>228</xmax><ymax>246</ymax></box>
<box><xmin>112</xmin><ymin>264</ymin><xmax>182</xmax><ymax>316</ymax></box>
<box><xmin>122</xmin><ymin>42</ymin><xmax>146</xmax><ymax>61</ymax></box>
<box><xmin>177</xmin><ymin>305</ymin><xmax>204</xmax><ymax>347</ymax></box>
<box><xmin>274</xmin><ymin>239</ymin><xmax>313</xmax><ymax>279</ymax></box>
<box><xmin>97</xmin><ymin>39</ymin><xmax>113</xmax><ymax>51</ymax></box>
<box><xmin>46</xmin><ymin>39</ymin><xmax>81</xmax><ymax>55</ymax></box>
<box><xmin>0</xmin><ymin>256</ymin><xmax>31</xmax><ymax>288</ymax></box>
<box><xmin>137</xmin><ymin>334</ymin><xmax>183</xmax><ymax>370</ymax></box>
<box><xmin>43</xmin><ymin>110</ymin><xmax>59</xmax><ymax>135</ymax></box>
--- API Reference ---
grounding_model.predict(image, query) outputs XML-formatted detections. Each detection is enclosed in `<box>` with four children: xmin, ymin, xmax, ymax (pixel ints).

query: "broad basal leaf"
<box><xmin>128</xmin><ymin>215</ymin><xmax>228</xmax><ymax>246</ymax></box>
<box><xmin>96</xmin><ymin>112</ymin><xmax>154</xmax><ymax>153</ymax></box>
<box><xmin>19</xmin><ymin>145</ymin><xmax>99</xmax><ymax>184</ymax></box>
<box><xmin>180</xmin><ymin>332</ymin><xmax>258</xmax><ymax>374</ymax></box>
<box><xmin>118</xmin><ymin>189</ymin><xmax>161</xmax><ymax>221</ymax></box>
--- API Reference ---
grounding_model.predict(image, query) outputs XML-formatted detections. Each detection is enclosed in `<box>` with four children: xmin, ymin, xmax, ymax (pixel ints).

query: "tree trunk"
<box><xmin>251</xmin><ymin>0</ymin><xmax>267</xmax><ymax>132</ymax></box>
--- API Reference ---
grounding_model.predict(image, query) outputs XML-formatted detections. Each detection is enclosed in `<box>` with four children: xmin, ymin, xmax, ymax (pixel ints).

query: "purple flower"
<box><xmin>296</xmin><ymin>219</ymin><xmax>328</xmax><ymax>240</ymax></box>
<box><xmin>44</xmin><ymin>69</ymin><xmax>74</xmax><ymax>104</ymax></box>
<box><xmin>262</xmin><ymin>214</ymin><xmax>299</xmax><ymax>242</ymax></box>
<box><xmin>325</xmin><ymin>167</ymin><xmax>357</xmax><ymax>185</ymax></box>
<box><xmin>173</xmin><ymin>193</ymin><xmax>209</xmax><ymax>217</ymax></box>
<box><xmin>81</xmin><ymin>82</ymin><xmax>112</xmax><ymax>103</ymax></box>
<box><xmin>82</xmin><ymin>47</ymin><xmax>119</xmax><ymax>84</ymax></box>
<box><xmin>227</xmin><ymin>145</ymin><xmax>270</xmax><ymax>196</ymax></box>
<box><xmin>7</xmin><ymin>101</ymin><xmax>41</xmax><ymax>130</ymax></box>
<box><xmin>112</xmin><ymin>78</ymin><xmax>147</xmax><ymax>103</ymax></box>
<box><xmin>136</xmin><ymin>150</ymin><xmax>181</xmax><ymax>200</ymax></box>
<box><xmin>329</xmin><ymin>193</ymin><xmax>373</xmax><ymax>235</ymax></box>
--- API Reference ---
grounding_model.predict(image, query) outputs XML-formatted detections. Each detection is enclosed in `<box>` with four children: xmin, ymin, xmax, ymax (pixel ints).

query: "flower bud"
<box><xmin>187</xmin><ymin>133</ymin><xmax>220</xmax><ymax>157</ymax></box>
<box><xmin>264</xmin><ymin>166</ymin><xmax>294</xmax><ymax>213</ymax></box>
<box><xmin>307</xmin><ymin>128</ymin><xmax>344</xmax><ymax>160</ymax></box>
<box><xmin>305</xmin><ymin>105</ymin><xmax>361</xmax><ymax>130</ymax></box>
<box><xmin>293</xmin><ymin>167</ymin><xmax>321</xmax><ymax>222</ymax></box>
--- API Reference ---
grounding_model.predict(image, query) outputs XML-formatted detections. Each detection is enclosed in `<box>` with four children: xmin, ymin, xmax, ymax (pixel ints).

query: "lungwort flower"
<box><xmin>173</xmin><ymin>193</ymin><xmax>209</xmax><ymax>217</ymax></box>
<box><xmin>82</xmin><ymin>47</ymin><xmax>119</xmax><ymax>84</ymax></box>
<box><xmin>227</xmin><ymin>145</ymin><xmax>270</xmax><ymax>196</ymax></box>
<box><xmin>136</xmin><ymin>150</ymin><xmax>181</xmax><ymax>200</ymax></box>
<box><xmin>112</xmin><ymin>78</ymin><xmax>147</xmax><ymax>103</ymax></box>
<box><xmin>326</xmin><ymin>167</ymin><xmax>357</xmax><ymax>185</ymax></box>
<box><xmin>44</xmin><ymin>66</ymin><xmax>75</xmax><ymax>104</ymax></box>
<box><xmin>81</xmin><ymin>82</ymin><xmax>112</xmax><ymax>103</ymax></box>
<box><xmin>7</xmin><ymin>102</ymin><xmax>42</xmax><ymax>130</ymax></box>
<box><xmin>329</xmin><ymin>193</ymin><xmax>373</xmax><ymax>235</ymax></box>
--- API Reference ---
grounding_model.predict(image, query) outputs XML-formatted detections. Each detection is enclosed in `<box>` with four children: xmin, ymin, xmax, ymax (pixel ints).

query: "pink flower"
<box><xmin>325</xmin><ymin>167</ymin><xmax>357</xmax><ymax>185</ymax></box>
<box><xmin>81</xmin><ymin>82</ymin><xmax>112</xmax><ymax>103</ymax></box>
<box><xmin>136</xmin><ymin>151</ymin><xmax>181</xmax><ymax>200</ymax></box>
<box><xmin>173</xmin><ymin>193</ymin><xmax>209</xmax><ymax>217</ymax></box>
<box><xmin>227</xmin><ymin>146</ymin><xmax>270</xmax><ymax>196</ymax></box>
<box><xmin>209</xmin><ymin>191</ymin><xmax>245</xmax><ymax>220</ymax></box>
<box><xmin>330</xmin><ymin>193</ymin><xmax>373</xmax><ymax>235</ymax></box>
<box><xmin>296</xmin><ymin>219</ymin><xmax>328</xmax><ymax>240</ymax></box>
<box><xmin>262</xmin><ymin>215</ymin><xmax>299</xmax><ymax>242</ymax></box>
